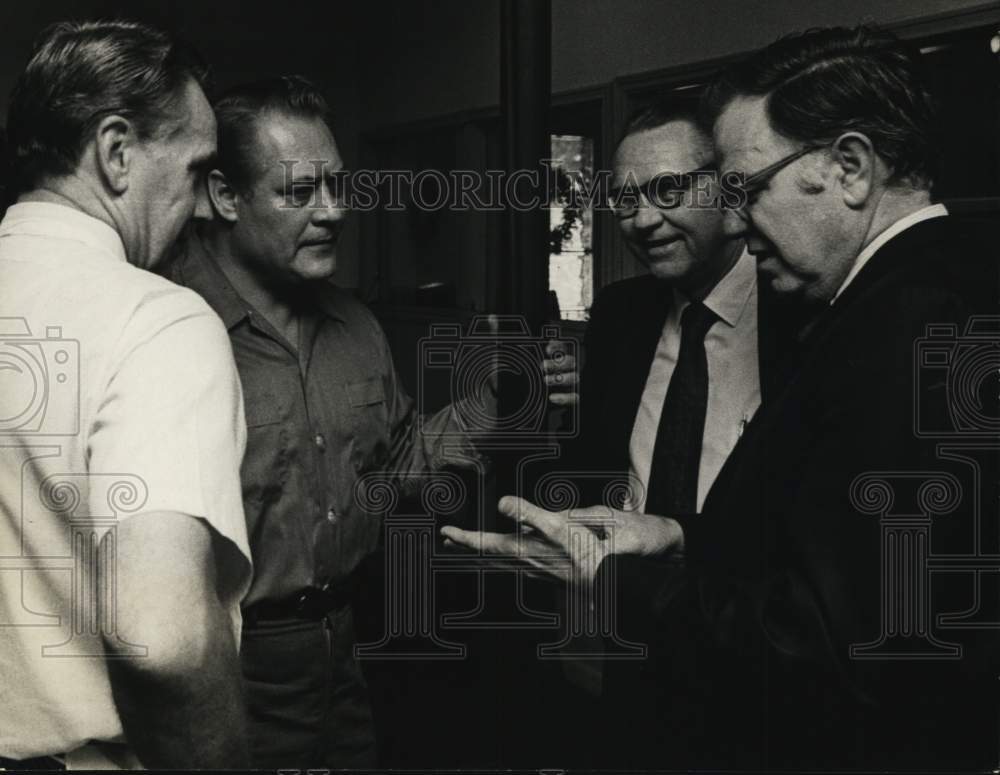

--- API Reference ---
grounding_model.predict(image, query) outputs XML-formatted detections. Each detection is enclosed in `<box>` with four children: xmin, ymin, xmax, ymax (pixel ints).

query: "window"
<box><xmin>548</xmin><ymin>133</ymin><xmax>594</xmax><ymax>321</ymax></box>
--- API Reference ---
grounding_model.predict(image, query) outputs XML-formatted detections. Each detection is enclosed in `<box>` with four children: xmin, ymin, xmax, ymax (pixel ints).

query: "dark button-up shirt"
<box><xmin>173</xmin><ymin>234</ymin><xmax>479</xmax><ymax>606</ymax></box>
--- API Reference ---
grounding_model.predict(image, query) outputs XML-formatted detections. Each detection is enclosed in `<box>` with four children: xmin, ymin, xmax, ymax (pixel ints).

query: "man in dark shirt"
<box><xmin>171</xmin><ymin>75</ymin><xmax>485</xmax><ymax>769</ymax></box>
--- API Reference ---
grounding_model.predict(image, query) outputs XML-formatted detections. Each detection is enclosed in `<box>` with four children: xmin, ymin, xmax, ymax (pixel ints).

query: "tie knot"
<box><xmin>680</xmin><ymin>301</ymin><xmax>718</xmax><ymax>339</ymax></box>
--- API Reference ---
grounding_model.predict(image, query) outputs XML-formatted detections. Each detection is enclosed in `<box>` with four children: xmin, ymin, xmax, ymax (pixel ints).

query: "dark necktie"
<box><xmin>644</xmin><ymin>300</ymin><xmax>718</xmax><ymax>517</ymax></box>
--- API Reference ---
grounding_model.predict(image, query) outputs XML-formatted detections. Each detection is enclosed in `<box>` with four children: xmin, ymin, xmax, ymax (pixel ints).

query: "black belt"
<box><xmin>242</xmin><ymin>582</ymin><xmax>355</xmax><ymax>628</ymax></box>
<box><xmin>0</xmin><ymin>754</ymin><xmax>65</xmax><ymax>770</ymax></box>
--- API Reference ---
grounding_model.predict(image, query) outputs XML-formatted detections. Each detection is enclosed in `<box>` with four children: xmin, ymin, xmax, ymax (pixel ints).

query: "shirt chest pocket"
<box><xmin>241</xmin><ymin>388</ymin><xmax>291</xmax><ymax>509</ymax></box>
<box><xmin>343</xmin><ymin>376</ymin><xmax>389</xmax><ymax>469</ymax></box>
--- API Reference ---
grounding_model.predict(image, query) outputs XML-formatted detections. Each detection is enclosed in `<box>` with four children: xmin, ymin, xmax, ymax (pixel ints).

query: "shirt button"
<box><xmin>314</xmin><ymin>433</ymin><xmax>326</xmax><ymax>451</ymax></box>
<box><xmin>326</xmin><ymin>507</ymin><xmax>338</xmax><ymax>523</ymax></box>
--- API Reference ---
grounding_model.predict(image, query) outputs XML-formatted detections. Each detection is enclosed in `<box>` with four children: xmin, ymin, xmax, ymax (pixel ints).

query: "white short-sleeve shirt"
<box><xmin>0</xmin><ymin>202</ymin><xmax>251</xmax><ymax>760</ymax></box>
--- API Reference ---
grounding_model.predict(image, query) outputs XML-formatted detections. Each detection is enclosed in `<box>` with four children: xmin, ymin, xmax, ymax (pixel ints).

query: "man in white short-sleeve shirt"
<box><xmin>0</xmin><ymin>20</ymin><xmax>252</xmax><ymax>770</ymax></box>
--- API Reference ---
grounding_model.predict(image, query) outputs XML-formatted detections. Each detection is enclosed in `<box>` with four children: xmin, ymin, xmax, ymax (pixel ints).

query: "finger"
<box><xmin>544</xmin><ymin>371</ymin><xmax>578</xmax><ymax>386</ymax></box>
<box><xmin>570</xmin><ymin>504</ymin><xmax>616</xmax><ymax>519</ymax></box>
<box><xmin>567</xmin><ymin>504</ymin><xmax>615</xmax><ymax>527</ymax></box>
<box><xmin>443</xmin><ymin>537</ymin><xmax>555</xmax><ymax>575</ymax></box>
<box><xmin>544</xmin><ymin>339</ymin><xmax>564</xmax><ymax>357</ymax></box>
<box><xmin>548</xmin><ymin>392</ymin><xmax>578</xmax><ymax>407</ymax></box>
<box><xmin>497</xmin><ymin>495</ymin><xmax>565</xmax><ymax>539</ymax></box>
<box><xmin>541</xmin><ymin>354</ymin><xmax>576</xmax><ymax>374</ymax></box>
<box><xmin>440</xmin><ymin>526</ymin><xmax>520</xmax><ymax>555</ymax></box>
<box><xmin>443</xmin><ymin>528</ymin><xmax>561</xmax><ymax>573</ymax></box>
<box><xmin>486</xmin><ymin>313</ymin><xmax>500</xmax><ymax>336</ymax></box>
<box><xmin>440</xmin><ymin>525</ymin><xmax>479</xmax><ymax>551</ymax></box>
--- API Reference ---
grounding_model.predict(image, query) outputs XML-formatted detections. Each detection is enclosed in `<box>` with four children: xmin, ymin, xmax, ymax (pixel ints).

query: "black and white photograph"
<box><xmin>1</xmin><ymin>1</ymin><xmax>999</xmax><ymax>772</ymax></box>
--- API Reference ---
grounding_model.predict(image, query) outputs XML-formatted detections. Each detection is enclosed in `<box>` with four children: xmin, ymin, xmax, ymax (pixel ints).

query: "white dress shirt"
<box><xmin>832</xmin><ymin>203</ymin><xmax>949</xmax><ymax>303</ymax></box>
<box><xmin>0</xmin><ymin>202</ymin><xmax>251</xmax><ymax>764</ymax></box>
<box><xmin>627</xmin><ymin>248</ymin><xmax>761</xmax><ymax>513</ymax></box>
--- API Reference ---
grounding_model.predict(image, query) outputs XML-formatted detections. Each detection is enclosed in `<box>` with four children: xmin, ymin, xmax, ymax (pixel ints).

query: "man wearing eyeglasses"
<box><xmin>568</xmin><ymin>100</ymin><xmax>796</xmax><ymax>524</ymax></box>
<box><xmin>444</xmin><ymin>25</ymin><xmax>999</xmax><ymax>771</ymax></box>
<box><xmin>459</xmin><ymin>101</ymin><xmax>797</xmax><ymax>766</ymax></box>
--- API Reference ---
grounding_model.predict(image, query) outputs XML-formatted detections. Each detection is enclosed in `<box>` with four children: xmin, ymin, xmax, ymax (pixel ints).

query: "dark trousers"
<box><xmin>240</xmin><ymin>605</ymin><xmax>378</xmax><ymax>769</ymax></box>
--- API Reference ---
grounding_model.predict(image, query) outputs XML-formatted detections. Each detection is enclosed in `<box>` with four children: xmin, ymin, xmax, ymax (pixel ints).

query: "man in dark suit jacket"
<box><xmin>575</xmin><ymin>258</ymin><xmax>795</xmax><ymax>508</ymax></box>
<box><xmin>566</xmin><ymin>101</ymin><xmax>799</xmax><ymax>517</ymax></box>
<box><xmin>556</xmin><ymin>103</ymin><xmax>800</xmax><ymax>761</ymax></box>
<box><xmin>445</xmin><ymin>26</ymin><xmax>999</xmax><ymax>771</ymax></box>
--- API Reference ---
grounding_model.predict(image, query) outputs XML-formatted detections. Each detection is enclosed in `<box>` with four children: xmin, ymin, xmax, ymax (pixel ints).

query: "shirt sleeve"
<box><xmin>375</xmin><ymin>320</ymin><xmax>483</xmax><ymax>491</ymax></box>
<box><xmin>86</xmin><ymin>288</ymin><xmax>251</xmax><ymax>613</ymax></box>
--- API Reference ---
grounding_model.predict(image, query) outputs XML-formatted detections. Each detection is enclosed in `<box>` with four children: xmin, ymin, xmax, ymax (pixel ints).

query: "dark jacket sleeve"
<box><xmin>602</xmin><ymin>263</ymin><xmax>1000</xmax><ymax>715</ymax></box>
<box><xmin>561</xmin><ymin>284</ymin><xmax>615</xmax><ymax>475</ymax></box>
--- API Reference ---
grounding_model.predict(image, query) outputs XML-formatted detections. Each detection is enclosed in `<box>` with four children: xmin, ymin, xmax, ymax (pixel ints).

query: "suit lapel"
<box><xmin>756</xmin><ymin>279</ymin><xmax>812</xmax><ymax>405</ymax></box>
<box><xmin>754</xmin><ymin>217</ymin><xmax>952</xmax><ymax>407</ymax></box>
<box><xmin>602</xmin><ymin>282</ymin><xmax>673</xmax><ymax>470</ymax></box>
<box><xmin>832</xmin><ymin>215</ymin><xmax>951</xmax><ymax>311</ymax></box>
<box><xmin>740</xmin><ymin>216</ymin><xmax>956</xmax><ymax>456</ymax></box>
<box><xmin>797</xmin><ymin>216</ymin><xmax>953</xmax><ymax>363</ymax></box>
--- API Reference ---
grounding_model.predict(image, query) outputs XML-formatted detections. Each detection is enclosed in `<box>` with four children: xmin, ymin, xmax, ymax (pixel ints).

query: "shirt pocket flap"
<box><xmin>345</xmin><ymin>377</ymin><xmax>386</xmax><ymax>407</ymax></box>
<box><xmin>243</xmin><ymin>388</ymin><xmax>285</xmax><ymax>427</ymax></box>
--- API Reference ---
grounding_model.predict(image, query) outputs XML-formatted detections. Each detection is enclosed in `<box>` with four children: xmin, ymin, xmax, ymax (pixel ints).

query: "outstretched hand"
<box><xmin>441</xmin><ymin>495</ymin><xmax>684</xmax><ymax>586</ymax></box>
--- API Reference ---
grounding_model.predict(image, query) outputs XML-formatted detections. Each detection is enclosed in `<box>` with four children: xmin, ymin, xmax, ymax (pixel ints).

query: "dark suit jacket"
<box><xmin>603</xmin><ymin>216</ymin><xmax>1000</xmax><ymax>770</ymax></box>
<box><xmin>566</xmin><ymin>262</ymin><xmax>800</xmax><ymax>507</ymax></box>
<box><xmin>560</xmin><ymin>258</ymin><xmax>802</xmax><ymax>767</ymax></box>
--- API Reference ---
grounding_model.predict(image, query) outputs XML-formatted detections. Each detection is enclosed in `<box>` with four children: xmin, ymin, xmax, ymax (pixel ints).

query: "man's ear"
<box><xmin>207</xmin><ymin>169</ymin><xmax>240</xmax><ymax>223</ymax></box>
<box><xmin>831</xmin><ymin>131</ymin><xmax>876</xmax><ymax>209</ymax></box>
<box><xmin>94</xmin><ymin>114</ymin><xmax>134</xmax><ymax>195</ymax></box>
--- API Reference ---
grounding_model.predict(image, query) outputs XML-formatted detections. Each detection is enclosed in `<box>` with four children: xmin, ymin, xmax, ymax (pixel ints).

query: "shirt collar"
<box><xmin>0</xmin><ymin>201</ymin><xmax>127</xmax><ymax>263</ymax></box>
<box><xmin>831</xmin><ymin>203</ymin><xmax>948</xmax><ymax>304</ymax></box>
<box><xmin>307</xmin><ymin>283</ymin><xmax>348</xmax><ymax>323</ymax></box>
<box><xmin>177</xmin><ymin>228</ymin><xmax>251</xmax><ymax>330</ymax></box>
<box><xmin>673</xmin><ymin>245</ymin><xmax>756</xmax><ymax>328</ymax></box>
<box><xmin>178</xmin><ymin>228</ymin><xmax>345</xmax><ymax>329</ymax></box>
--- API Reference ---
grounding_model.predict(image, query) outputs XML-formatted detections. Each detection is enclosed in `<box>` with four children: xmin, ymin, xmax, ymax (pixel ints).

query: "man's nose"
<box><xmin>632</xmin><ymin>196</ymin><xmax>662</xmax><ymax>231</ymax></box>
<box><xmin>312</xmin><ymin>184</ymin><xmax>348</xmax><ymax>223</ymax></box>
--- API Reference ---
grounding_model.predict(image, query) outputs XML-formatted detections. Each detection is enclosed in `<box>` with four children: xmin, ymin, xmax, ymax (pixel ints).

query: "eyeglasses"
<box><xmin>728</xmin><ymin>144</ymin><xmax>826</xmax><ymax>216</ymax></box>
<box><xmin>608</xmin><ymin>163</ymin><xmax>716</xmax><ymax>219</ymax></box>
